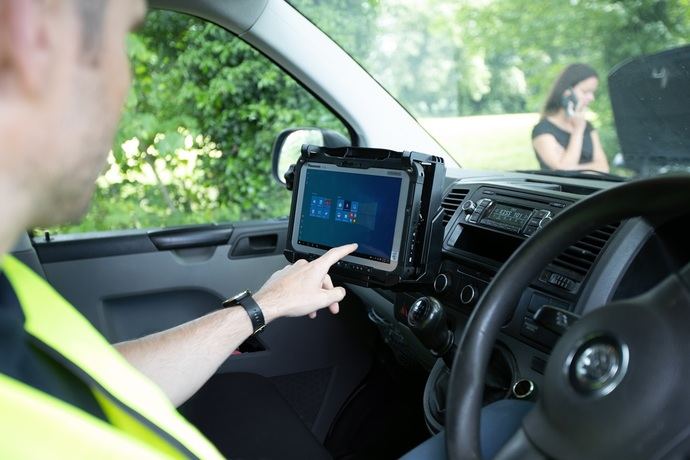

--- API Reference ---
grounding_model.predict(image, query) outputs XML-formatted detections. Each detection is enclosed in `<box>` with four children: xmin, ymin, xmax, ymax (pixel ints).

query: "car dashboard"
<box><xmin>409</xmin><ymin>176</ymin><xmax>618</xmax><ymax>350</ymax></box>
<box><xmin>348</xmin><ymin>169</ymin><xmax>689</xmax><ymax>433</ymax></box>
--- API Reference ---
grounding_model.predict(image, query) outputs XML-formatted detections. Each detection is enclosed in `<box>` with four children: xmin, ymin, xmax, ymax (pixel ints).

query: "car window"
<box><xmin>289</xmin><ymin>0</ymin><xmax>690</xmax><ymax>179</ymax></box>
<box><xmin>51</xmin><ymin>10</ymin><xmax>349</xmax><ymax>235</ymax></box>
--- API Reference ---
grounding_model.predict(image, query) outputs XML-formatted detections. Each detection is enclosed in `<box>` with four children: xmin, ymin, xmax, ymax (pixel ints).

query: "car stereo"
<box><xmin>464</xmin><ymin>198</ymin><xmax>553</xmax><ymax>237</ymax></box>
<box><xmin>285</xmin><ymin>144</ymin><xmax>446</xmax><ymax>287</ymax></box>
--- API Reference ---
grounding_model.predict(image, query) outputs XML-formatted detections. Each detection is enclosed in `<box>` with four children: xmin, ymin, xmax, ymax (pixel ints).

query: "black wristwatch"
<box><xmin>222</xmin><ymin>290</ymin><xmax>266</xmax><ymax>335</ymax></box>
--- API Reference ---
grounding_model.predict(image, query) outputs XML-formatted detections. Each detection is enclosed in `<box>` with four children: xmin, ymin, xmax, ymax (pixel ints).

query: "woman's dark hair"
<box><xmin>541</xmin><ymin>63</ymin><xmax>598</xmax><ymax>116</ymax></box>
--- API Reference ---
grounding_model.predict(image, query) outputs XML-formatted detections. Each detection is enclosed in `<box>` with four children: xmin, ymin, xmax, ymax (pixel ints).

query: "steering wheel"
<box><xmin>446</xmin><ymin>174</ymin><xmax>690</xmax><ymax>460</ymax></box>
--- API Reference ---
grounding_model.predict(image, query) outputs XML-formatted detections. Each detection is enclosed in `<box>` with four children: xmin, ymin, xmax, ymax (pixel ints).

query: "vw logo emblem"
<box><xmin>567</xmin><ymin>337</ymin><xmax>629</xmax><ymax>397</ymax></box>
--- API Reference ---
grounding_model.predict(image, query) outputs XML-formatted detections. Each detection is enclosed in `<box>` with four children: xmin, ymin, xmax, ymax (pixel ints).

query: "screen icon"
<box><xmin>309</xmin><ymin>195</ymin><xmax>332</xmax><ymax>220</ymax></box>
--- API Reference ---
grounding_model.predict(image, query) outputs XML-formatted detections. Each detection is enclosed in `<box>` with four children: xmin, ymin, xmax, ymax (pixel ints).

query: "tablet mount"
<box><xmin>284</xmin><ymin>144</ymin><xmax>446</xmax><ymax>288</ymax></box>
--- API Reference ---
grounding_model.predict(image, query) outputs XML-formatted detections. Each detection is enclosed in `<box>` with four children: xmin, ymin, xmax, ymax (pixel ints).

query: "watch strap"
<box><xmin>223</xmin><ymin>291</ymin><xmax>266</xmax><ymax>334</ymax></box>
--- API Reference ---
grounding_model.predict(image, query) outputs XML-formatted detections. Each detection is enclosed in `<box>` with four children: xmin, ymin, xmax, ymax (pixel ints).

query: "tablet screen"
<box><xmin>291</xmin><ymin>164</ymin><xmax>409</xmax><ymax>270</ymax></box>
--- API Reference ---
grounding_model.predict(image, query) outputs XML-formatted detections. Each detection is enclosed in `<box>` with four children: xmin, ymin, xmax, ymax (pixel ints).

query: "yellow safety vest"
<box><xmin>0</xmin><ymin>255</ymin><xmax>225</xmax><ymax>459</ymax></box>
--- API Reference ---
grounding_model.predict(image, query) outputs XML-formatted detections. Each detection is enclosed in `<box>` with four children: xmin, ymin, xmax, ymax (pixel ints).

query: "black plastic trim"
<box><xmin>228</xmin><ymin>221</ymin><xmax>288</xmax><ymax>260</ymax></box>
<box><xmin>34</xmin><ymin>233</ymin><xmax>158</xmax><ymax>264</ymax></box>
<box><xmin>149</xmin><ymin>225</ymin><xmax>233</xmax><ymax>250</ymax></box>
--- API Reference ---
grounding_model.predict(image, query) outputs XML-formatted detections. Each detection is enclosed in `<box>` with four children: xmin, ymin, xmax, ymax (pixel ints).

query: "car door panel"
<box><xmin>33</xmin><ymin>222</ymin><xmax>290</xmax><ymax>340</ymax></box>
<box><xmin>28</xmin><ymin>221</ymin><xmax>373</xmax><ymax>441</ymax></box>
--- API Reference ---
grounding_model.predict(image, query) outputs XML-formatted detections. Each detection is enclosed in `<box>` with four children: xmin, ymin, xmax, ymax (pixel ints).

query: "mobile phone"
<box><xmin>561</xmin><ymin>90</ymin><xmax>578</xmax><ymax>117</ymax></box>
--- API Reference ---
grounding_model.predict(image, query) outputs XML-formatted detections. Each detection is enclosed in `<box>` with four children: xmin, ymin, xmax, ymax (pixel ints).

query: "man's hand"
<box><xmin>254</xmin><ymin>243</ymin><xmax>358</xmax><ymax>322</ymax></box>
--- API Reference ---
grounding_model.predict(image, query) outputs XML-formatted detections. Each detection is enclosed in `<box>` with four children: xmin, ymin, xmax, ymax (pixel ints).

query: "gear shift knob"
<box><xmin>407</xmin><ymin>296</ymin><xmax>453</xmax><ymax>357</ymax></box>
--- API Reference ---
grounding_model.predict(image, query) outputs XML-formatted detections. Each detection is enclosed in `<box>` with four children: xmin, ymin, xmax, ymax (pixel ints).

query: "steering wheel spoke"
<box><xmin>523</xmin><ymin>269</ymin><xmax>690</xmax><ymax>460</ymax></box>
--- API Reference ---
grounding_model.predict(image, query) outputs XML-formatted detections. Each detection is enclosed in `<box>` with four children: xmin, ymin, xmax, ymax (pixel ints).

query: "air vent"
<box><xmin>552</xmin><ymin>223</ymin><xmax>620</xmax><ymax>277</ymax></box>
<box><xmin>441</xmin><ymin>187</ymin><xmax>469</xmax><ymax>227</ymax></box>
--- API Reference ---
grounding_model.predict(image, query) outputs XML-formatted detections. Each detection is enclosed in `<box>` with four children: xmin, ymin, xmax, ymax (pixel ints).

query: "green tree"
<box><xmin>58</xmin><ymin>10</ymin><xmax>349</xmax><ymax>233</ymax></box>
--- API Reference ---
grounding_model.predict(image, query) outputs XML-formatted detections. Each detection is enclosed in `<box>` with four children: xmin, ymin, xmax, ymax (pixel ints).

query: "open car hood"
<box><xmin>608</xmin><ymin>45</ymin><xmax>690</xmax><ymax>175</ymax></box>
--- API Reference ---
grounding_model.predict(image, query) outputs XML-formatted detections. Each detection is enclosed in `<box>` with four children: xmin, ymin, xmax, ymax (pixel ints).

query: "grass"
<box><xmin>419</xmin><ymin>113</ymin><xmax>541</xmax><ymax>171</ymax></box>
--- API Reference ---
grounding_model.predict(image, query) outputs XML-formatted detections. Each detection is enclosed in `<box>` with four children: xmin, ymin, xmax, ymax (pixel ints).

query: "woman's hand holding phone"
<box><xmin>563</xmin><ymin>89</ymin><xmax>586</xmax><ymax>131</ymax></box>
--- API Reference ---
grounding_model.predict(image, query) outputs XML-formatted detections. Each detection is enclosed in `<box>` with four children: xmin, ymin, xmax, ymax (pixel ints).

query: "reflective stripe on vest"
<box><xmin>1</xmin><ymin>256</ymin><xmax>224</xmax><ymax>460</ymax></box>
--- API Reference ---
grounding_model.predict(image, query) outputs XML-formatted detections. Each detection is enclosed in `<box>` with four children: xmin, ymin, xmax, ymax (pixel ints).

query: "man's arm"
<box><xmin>115</xmin><ymin>243</ymin><xmax>357</xmax><ymax>407</ymax></box>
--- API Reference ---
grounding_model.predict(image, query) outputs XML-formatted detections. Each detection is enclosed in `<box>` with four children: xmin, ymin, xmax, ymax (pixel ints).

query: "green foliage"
<box><xmin>51</xmin><ymin>2</ymin><xmax>690</xmax><ymax>236</ymax></box>
<box><xmin>293</xmin><ymin>0</ymin><xmax>690</xmax><ymax>158</ymax></box>
<box><xmin>58</xmin><ymin>11</ymin><xmax>348</xmax><ymax>234</ymax></box>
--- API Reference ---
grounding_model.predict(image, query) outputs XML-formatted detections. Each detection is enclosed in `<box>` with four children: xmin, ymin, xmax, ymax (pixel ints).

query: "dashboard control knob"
<box><xmin>539</xmin><ymin>216</ymin><xmax>553</xmax><ymax>228</ymax></box>
<box><xmin>461</xmin><ymin>200</ymin><xmax>476</xmax><ymax>214</ymax></box>
<box><xmin>433</xmin><ymin>273</ymin><xmax>450</xmax><ymax>293</ymax></box>
<box><xmin>459</xmin><ymin>285</ymin><xmax>476</xmax><ymax>305</ymax></box>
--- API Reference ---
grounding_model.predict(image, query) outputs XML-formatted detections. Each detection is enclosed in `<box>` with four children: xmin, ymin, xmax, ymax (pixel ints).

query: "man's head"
<box><xmin>0</xmin><ymin>0</ymin><xmax>146</xmax><ymax>227</ymax></box>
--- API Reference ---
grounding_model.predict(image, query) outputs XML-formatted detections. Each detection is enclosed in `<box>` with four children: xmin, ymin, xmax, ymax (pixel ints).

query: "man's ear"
<box><xmin>0</xmin><ymin>0</ymin><xmax>54</xmax><ymax>98</ymax></box>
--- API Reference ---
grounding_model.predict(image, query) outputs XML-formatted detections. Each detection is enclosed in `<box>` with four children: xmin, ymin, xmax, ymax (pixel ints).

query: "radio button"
<box><xmin>524</xmin><ymin>225</ymin><xmax>538</xmax><ymax>236</ymax></box>
<box><xmin>461</xmin><ymin>200</ymin><xmax>477</xmax><ymax>214</ymax></box>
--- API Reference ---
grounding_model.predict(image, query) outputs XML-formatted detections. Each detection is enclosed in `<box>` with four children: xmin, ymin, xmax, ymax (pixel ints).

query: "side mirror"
<box><xmin>271</xmin><ymin>128</ymin><xmax>350</xmax><ymax>186</ymax></box>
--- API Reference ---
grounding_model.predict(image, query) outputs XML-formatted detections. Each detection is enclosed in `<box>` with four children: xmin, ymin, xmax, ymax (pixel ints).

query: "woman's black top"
<box><xmin>531</xmin><ymin>118</ymin><xmax>594</xmax><ymax>170</ymax></box>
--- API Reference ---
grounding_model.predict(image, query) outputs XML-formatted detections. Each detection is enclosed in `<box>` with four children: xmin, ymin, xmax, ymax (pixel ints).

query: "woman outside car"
<box><xmin>532</xmin><ymin>63</ymin><xmax>610</xmax><ymax>172</ymax></box>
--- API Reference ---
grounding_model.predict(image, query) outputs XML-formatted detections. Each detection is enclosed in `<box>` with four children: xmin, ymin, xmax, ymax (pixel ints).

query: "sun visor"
<box><xmin>608</xmin><ymin>45</ymin><xmax>690</xmax><ymax>173</ymax></box>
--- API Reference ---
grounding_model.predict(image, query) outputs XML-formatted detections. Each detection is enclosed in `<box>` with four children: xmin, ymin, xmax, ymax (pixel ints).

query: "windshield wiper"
<box><xmin>515</xmin><ymin>169</ymin><xmax>626</xmax><ymax>182</ymax></box>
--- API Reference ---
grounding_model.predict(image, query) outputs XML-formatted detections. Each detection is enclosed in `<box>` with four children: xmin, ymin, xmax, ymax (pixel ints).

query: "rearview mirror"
<box><xmin>271</xmin><ymin>128</ymin><xmax>350</xmax><ymax>186</ymax></box>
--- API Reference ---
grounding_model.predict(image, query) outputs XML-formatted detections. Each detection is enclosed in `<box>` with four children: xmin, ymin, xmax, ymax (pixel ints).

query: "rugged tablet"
<box><xmin>285</xmin><ymin>145</ymin><xmax>445</xmax><ymax>287</ymax></box>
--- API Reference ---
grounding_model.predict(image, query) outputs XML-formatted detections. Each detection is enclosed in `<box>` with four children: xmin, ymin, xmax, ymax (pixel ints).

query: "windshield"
<box><xmin>289</xmin><ymin>0</ymin><xmax>690</xmax><ymax>179</ymax></box>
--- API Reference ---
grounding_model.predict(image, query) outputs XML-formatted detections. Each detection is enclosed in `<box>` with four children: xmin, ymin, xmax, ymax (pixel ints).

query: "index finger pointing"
<box><xmin>314</xmin><ymin>243</ymin><xmax>358</xmax><ymax>270</ymax></box>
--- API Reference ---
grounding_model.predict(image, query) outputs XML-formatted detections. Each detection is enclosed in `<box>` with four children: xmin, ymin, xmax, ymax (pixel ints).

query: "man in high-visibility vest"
<box><xmin>0</xmin><ymin>1</ymin><xmax>355</xmax><ymax>458</ymax></box>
